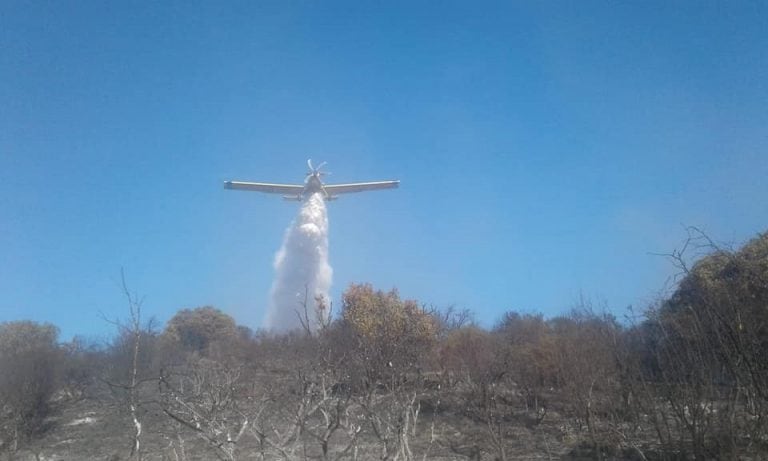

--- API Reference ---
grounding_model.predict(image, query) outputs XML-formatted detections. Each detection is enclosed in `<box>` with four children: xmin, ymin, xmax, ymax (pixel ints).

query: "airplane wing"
<box><xmin>224</xmin><ymin>181</ymin><xmax>304</xmax><ymax>194</ymax></box>
<box><xmin>323</xmin><ymin>180</ymin><xmax>400</xmax><ymax>195</ymax></box>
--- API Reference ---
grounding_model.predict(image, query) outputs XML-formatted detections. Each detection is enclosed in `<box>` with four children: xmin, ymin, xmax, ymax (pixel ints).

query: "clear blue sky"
<box><xmin>2</xmin><ymin>1</ymin><xmax>767</xmax><ymax>341</ymax></box>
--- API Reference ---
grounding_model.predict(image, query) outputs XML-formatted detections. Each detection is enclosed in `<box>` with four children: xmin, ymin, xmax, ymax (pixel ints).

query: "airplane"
<box><xmin>224</xmin><ymin>159</ymin><xmax>399</xmax><ymax>201</ymax></box>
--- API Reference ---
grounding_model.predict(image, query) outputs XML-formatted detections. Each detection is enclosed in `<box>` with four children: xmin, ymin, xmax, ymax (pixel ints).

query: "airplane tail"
<box><xmin>282</xmin><ymin>195</ymin><xmax>302</xmax><ymax>201</ymax></box>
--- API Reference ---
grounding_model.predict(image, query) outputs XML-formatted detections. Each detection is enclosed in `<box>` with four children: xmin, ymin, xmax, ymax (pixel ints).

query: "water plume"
<box><xmin>265</xmin><ymin>192</ymin><xmax>332</xmax><ymax>332</ymax></box>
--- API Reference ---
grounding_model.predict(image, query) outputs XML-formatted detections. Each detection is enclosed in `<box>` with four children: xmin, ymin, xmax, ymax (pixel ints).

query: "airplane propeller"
<box><xmin>306</xmin><ymin>159</ymin><xmax>329</xmax><ymax>178</ymax></box>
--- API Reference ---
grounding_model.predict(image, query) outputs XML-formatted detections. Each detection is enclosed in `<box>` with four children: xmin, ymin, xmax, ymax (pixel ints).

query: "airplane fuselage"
<box><xmin>299</xmin><ymin>173</ymin><xmax>334</xmax><ymax>200</ymax></box>
<box><xmin>305</xmin><ymin>174</ymin><xmax>324</xmax><ymax>194</ymax></box>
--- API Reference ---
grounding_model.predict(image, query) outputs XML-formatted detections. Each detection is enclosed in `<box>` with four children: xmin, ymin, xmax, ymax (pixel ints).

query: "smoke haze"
<box><xmin>265</xmin><ymin>192</ymin><xmax>332</xmax><ymax>332</ymax></box>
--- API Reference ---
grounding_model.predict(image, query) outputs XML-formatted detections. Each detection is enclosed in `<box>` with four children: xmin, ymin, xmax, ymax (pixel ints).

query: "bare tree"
<box><xmin>157</xmin><ymin>358</ymin><xmax>253</xmax><ymax>461</ymax></box>
<box><xmin>438</xmin><ymin>326</ymin><xmax>511</xmax><ymax>460</ymax></box>
<box><xmin>100</xmin><ymin>269</ymin><xmax>156</xmax><ymax>460</ymax></box>
<box><xmin>296</xmin><ymin>285</ymin><xmax>334</xmax><ymax>336</ymax></box>
<box><xmin>0</xmin><ymin>321</ymin><xmax>61</xmax><ymax>454</ymax></box>
<box><xmin>551</xmin><ymin>305</ymin><xmax>622</xmax><ymax>461</ymax></box>
<box><xmin>641</xmin><ymin>229</ymin><xmax>768</xmax><ymax>458</ymax></box>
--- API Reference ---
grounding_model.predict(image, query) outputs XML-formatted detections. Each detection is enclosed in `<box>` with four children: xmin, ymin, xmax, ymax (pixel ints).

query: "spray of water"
<box><xmin>265</xmin><ymin>192</ymin><xmax>332</xmax><ymax>332</ymax></box>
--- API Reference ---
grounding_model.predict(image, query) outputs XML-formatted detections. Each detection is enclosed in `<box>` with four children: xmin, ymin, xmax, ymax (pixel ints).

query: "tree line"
<box><xmin>1</xmin><ymin>230</ymin><xmax>766</xmax><ymax>459</ymax></box>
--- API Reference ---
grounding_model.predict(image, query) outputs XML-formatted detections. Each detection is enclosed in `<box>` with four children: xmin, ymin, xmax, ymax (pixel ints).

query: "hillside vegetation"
<box><xmin>1</xmin><ymin>231</ymin><xmax>767</xmax><ymax>460</ymax></box>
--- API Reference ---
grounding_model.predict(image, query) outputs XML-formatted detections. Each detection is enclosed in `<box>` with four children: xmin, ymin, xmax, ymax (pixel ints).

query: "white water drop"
<box><xmin>265</xmin><ymin>192</ymin><xmax>332</xmax><ymax>332</ymax></box>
